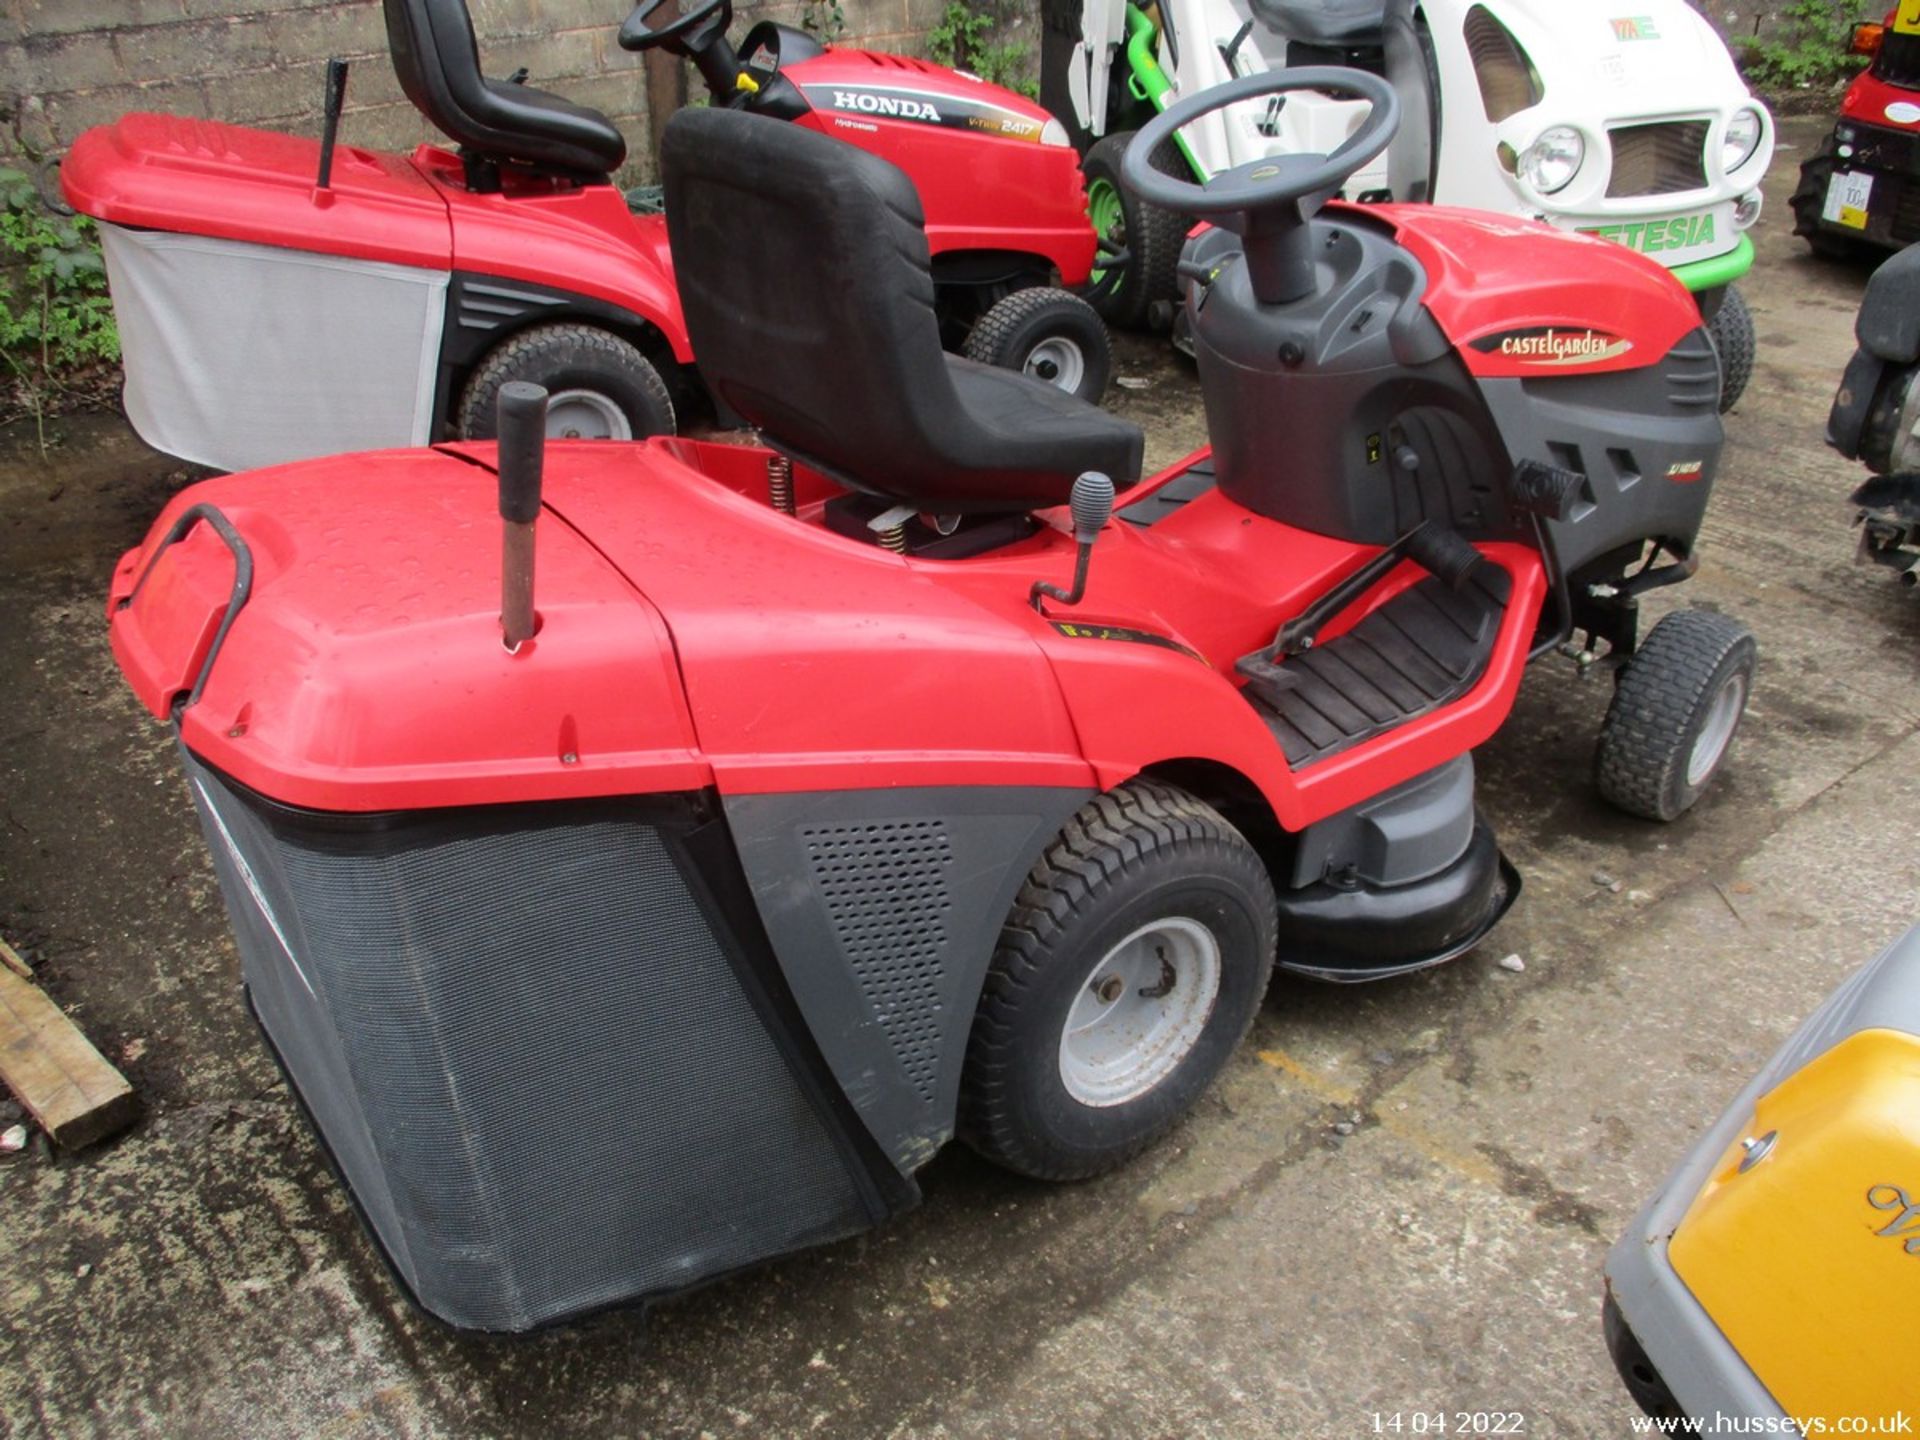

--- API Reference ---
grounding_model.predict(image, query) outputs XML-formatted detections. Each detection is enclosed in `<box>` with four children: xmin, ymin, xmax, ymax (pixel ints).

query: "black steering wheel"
<box><xmin>619</xmin><ymin>0</ymin><xmax>731</xmax><ymax>52</ymax></box>
<box><xmin>1122</xmin><ymin>68</ymin><xmax>1400</xmax><ymax>305</ymax></box>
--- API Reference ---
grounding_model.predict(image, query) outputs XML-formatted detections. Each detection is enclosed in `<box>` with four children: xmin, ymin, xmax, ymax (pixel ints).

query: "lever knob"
<box><xmin>1071</xmin><ymin>471</ymin><xmax>1115</xmax><ymax>543</ymax></box>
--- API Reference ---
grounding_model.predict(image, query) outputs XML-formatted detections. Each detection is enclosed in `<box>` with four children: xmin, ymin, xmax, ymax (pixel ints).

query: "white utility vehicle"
<box><xmin>1045</xmin><ymin>0</ymin><xmax>1772</xmax><ymax>408</ymax></box>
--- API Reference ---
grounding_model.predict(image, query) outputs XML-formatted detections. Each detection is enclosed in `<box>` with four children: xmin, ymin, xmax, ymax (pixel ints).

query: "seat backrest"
<box><xmin>382</xmin><ymin>0</ymin><xmax>626</xmax><ymax>179</ymax></box>
<box><xmin>661</xmin><ymin>108</ymin><xmax>965</xmax><ymax>496</ymax></box>
<box><xmin>1249</xmin><ymin>0</ymin><xmax>1388</xmax><ymax>46</ymax></box>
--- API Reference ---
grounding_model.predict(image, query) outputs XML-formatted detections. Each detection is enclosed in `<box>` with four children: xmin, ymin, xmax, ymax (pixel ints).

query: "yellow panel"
<box><xmin>1898</xmin><ymin>0</ymin><xmax>1920</xmax><ymax>36</ymax></box>
<box><xmin>1669</xmin><ymin>1030</ymin><xmax>1920</xmax><ymax>1419</ymax></box>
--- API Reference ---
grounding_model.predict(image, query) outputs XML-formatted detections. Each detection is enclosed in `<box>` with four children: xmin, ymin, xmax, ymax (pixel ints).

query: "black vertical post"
<box><xmin>316</xmin><ymin>58</ymin><xmax>350</xmax><ymax>191</ymax></box>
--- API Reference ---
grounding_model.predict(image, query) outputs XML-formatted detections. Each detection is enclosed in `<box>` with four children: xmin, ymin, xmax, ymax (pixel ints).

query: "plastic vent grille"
<box><xmin>1463</xmin><ymin>5</ymin><xmax>1541</xmax><ymax>123</ymax></box>
<box><xmin>1606</xmin><ymin>121</ymin><xmax>1709</xmax><ymax>197</ymax></box>
<box><xmin>802</xmin><ymin>820</ymin><xmax>955</xmax><ymax>1102</ymax></box>
<box><xmin>185</xmin><ymin>759</ymin><xmax>868</xmax><ymax>1332</ymax></box>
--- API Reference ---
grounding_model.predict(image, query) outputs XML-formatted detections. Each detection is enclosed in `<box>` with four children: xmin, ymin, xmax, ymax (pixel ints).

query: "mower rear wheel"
<box><xmin>1595</xmin><ymin>609</ymin><xmax>1756</xmax><ymax>823</ymax></box>
<box><xmin>963</xmin><ymin>287</ymin><xmax>1113</xmax><ymax>403</ymax></box>
<box><xmin>457</xmin><ymin>323</ymin><xmax>676</xmax><ymax>442</ymax></box>
<box><xmin>1705</xmin><ymin>286</ymin><xmax>1754</xmax><ymax>414</ymax></box>
<box><xmin>1082</xmin><ymin>130</ymin><xmax>1190</xmax><ymax>330</ymax></box>
<box><xmin>959</xmin><ymin>779</ymin><xmax>1277</xmax><ymax>1181</ymax></box>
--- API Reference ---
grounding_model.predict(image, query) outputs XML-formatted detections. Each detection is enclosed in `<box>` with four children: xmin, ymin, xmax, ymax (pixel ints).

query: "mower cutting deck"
<box><xmin>107</xmin><ymin>80</ymin><xmax>1751</xmax><ymax>1333</ymax></box>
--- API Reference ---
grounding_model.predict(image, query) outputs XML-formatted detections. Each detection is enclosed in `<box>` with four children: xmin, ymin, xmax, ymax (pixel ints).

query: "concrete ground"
<box><xmin>3</xmin><ymin>116</ymin><xmax>1916</xmax><ymax>1439</ymax></box>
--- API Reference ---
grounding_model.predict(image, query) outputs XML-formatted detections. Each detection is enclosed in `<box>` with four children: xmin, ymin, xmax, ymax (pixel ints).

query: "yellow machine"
<box><xmin>1604</xmin><ymin>924</ymin><xmax>1920</xmax><ymax>1422</ymax></box>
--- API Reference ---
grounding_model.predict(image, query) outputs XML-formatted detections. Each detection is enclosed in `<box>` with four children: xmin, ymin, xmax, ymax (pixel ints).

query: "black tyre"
<box><xmin>1705</xmin><ymin>285</ymin><xmax>1754</xmax><ymax>414</ymax></box>
<box><xmin>1790</xmin><ymin>141</ymin><xmax>1874</xmax><ymax>263</ymax></box>
<box><xmin>959</xmin><ymin>779</ymin><xmax>1278</xmax><ymax>1181</ymax></box>
<box><xmin>962</xmin><ymin>287</ymin><xmax>1113</xmax><ymax>403</ymax></box>
<box><xmin>457</xmin><ymin>322</ymin><xmax>675</xmax><ymax>441</ymax></box>
<box><xmin>1081</xmin><ymin>130</ymin><xmax>1190</xmax><ymax>330</ymax></box>
<box><xmin>1595</xmin><ymin>609</ymin><xmax>1757</xmax><ymax>822</ymax></box>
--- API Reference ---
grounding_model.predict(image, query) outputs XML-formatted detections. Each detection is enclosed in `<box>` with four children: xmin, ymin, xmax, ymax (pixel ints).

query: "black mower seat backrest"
<box><xmin>1249</xmin><ymin>0</ymin><xmax>1388</xmax><ymax>46</ymax></box>
<box><xmin>660</xmin><ymin>107</ymin><xmax>1143</xmax><ymax>514</ymax></box>
<box><xmin>383</xmin><ymin>0</ymin><xmax>626</xmax><ymax>179</ymax></box>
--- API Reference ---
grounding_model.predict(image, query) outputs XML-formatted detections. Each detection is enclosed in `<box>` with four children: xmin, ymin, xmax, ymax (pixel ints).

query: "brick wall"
<box><xmin>0</xmin><ymin>0</ymin><xmax>942</xmax><ymax>183</ymax></box>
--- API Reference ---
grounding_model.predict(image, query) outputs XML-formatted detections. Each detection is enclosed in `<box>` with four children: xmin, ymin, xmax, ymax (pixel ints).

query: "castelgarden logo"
<box><xmin>1582</xmin><ymin>213</ymin><xmax>1716</xmax><ymax>254</ymax></box>
<box><xmin>1610</xmin><ymin>15</ymin><xmax>1659</xmax><ymax>40</ymax></box>
<box><xmin>1870</xmin><ymin>1184</ymin><xmax>1920</xmax><ymax>1255</ymax></box>
<box><xmin>831</xmin><ymin>89</ymin><xmax>942</xmax><ymax>122</ymax></box>
<box><xmin>1471</xmin><ymin>327</ymin><xmax>1634</xmax><ymax>366</ymax></box>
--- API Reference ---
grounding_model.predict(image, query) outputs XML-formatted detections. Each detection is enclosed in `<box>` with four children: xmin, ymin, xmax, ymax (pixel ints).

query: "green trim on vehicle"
<box><xmin>1122</xmin><ymin>3</ymin><xmax>1206</xmax><ymax>179</ymax></box>
<box><xmin>1670</xmin><ymin>234</ymin><xmax>1755</xmax><ymax>294</ymax></box>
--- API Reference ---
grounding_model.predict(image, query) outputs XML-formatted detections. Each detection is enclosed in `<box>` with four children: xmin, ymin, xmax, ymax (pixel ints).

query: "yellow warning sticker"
<box><xmin>1897</xmin><ymin>0</ymin><xmax>1920</xmax><ymax>35</ymax></box>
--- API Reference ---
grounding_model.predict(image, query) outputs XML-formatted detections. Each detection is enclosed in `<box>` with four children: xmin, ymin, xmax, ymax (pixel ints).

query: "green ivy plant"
<box><xmin>803</xmin><ymin>0</ymin><xmax>847</xmax><ymax>44</ymax></box>
<box><xmin>0</xmin><ymin>167</ymin><xmax>119</xmax><ymax>452</ymax></box>
<box><xmin>1743</xmin><ymin>0</ymin><xmax>1874</xmax><ymax>90</ymax></box>
<box><xmin>927</xmin><ymin>1</ymin><xmax>1036</xmax><ymax>97</ymax></box>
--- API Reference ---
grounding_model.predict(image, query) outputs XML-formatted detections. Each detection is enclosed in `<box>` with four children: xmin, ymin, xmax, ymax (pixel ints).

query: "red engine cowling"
<box><xmin>785</xmin><ymin>49</ymin><xmax>1096</xmax><ymax>283</ymax></box>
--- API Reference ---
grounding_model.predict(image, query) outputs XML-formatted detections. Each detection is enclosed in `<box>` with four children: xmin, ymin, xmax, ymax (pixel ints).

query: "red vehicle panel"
<box><xmin>1386</xmin><ymin>203</ymin><xmax>1701</xmax><ymax>379</ymax></box>
<box><xmin>108</xmin><ymin>448</ymin><xmax>707</xmax><ymax>812</ymax></box>
<box><xmin>410</xmin><ymin>147</ymin><xmax>692</xmax><ymax>361</ymax></box>
<box><xmin>110</xmin><ymin>437</ymin><xmax>1542</xmax><ymax>833</ymax></box>
<box><xmin>1841</xmin><ymin>66</ymin><xmax>1920</xmax><ymax>132</ymax></box>
<box><xmin>62</xmin><ymin>113</ymin><xmax>453</xmax><ymax>270</ymax></box>
<box><xmin>787</xmin><ymin>51</ymin><xmax>1096</xmax><ymax>284</ymax></box>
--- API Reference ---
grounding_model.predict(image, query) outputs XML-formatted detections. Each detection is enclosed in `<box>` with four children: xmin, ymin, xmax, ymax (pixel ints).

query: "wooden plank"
<box><xmin>0</xmin><ymin>960</ymin><xmax>138</xmax><ymax>1150</ymax></box>
<box><xmin>0</xmin><ymin>937</ymin><xmax>31</xmax><ymax>981</ymax></box>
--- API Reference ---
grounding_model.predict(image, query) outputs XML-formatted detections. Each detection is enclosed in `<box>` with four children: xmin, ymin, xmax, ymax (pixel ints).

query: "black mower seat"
<box><xmin>1249</xmin><ymin>0</ymin><xmax>1388</xmax><ymax>46</ymax></box>
<box><xmin>660</xmin><ymin>107</ymin><xmax>1143</xmax><ymax>514</ymax></box>
<box><xmin>383</xmin><ymin>0</ymin><xmax>627</xmax><ymax>179</ymax></box>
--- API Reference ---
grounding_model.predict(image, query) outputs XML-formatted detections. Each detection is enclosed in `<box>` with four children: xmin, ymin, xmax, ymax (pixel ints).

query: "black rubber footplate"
<box><xmin>1242</xmin><ymin>566</ymin><xmax>1512</xmax><ymax>768</ymax></box>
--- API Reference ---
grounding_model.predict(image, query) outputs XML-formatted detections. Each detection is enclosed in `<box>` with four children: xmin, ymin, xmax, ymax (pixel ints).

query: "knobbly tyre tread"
<box><xmin>1789</xmin><ymin>139</ymin><xmax>1873</xmax><ymax>263</ymax></box>
<box><xmin>959</xmin><ymin>779</ymin><xmax>1277</xmax><ymax>1181</ymax></box>
<box><xmin>1707</xmin><ymin>286</ymin><xmax>1755</xmax><ymax>414</ymax></box>
<box><xmin>456</xmin><ymin>321</ymin><xmax>676</xmax><ymax>440</ymax></box>
<box><xmin>1083</xmin><ymin>131</ymin><xmax>1190</xmax><ymax>330</ymax></box>
<box><xmin>1595</xmin><ymin>609</ymin><xmax>1756</xmax><ymax>823</ymax></box>
<box><xmin>960</xmin><ymin>286</ymin><xmax>1114</xmax><ymax>403</ymax></box>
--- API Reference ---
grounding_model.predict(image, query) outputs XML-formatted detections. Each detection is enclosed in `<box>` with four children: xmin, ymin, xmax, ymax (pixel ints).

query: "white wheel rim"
<box><xmin>544</xmin><ymin>388</ymin><xmax>632</xmax><ymax>441</ymax></box>
<box><xmin>1686</xmin><ymin>670</ymin><xmax>1747</xmax><ymax>787</ymax></box>
<box><xmin>1023</xmin><ymin>337</ymin><xmax>1087</xmax><ymax>393</ymax></box>
<box><xmin>1058</xmin><ymin>917</ymin><xmax>1222</xmax><ymax>1107</ymax></box>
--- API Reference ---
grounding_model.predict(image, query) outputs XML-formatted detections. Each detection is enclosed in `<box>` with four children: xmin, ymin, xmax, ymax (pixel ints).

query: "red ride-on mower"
<box><xmin>1792</xmin><ymin>7</ymin><xmax>1920</xmax><ymax>259</ymax></box>
<box><xmin>60</xmin><ymin>0</ymin><xmax>1109</xmax><ymax>471</ymax></box>
<box><xmin>107</xmin><ymin>74</ymin><xmax>1750</xmax><ymax>1333</ymax></box>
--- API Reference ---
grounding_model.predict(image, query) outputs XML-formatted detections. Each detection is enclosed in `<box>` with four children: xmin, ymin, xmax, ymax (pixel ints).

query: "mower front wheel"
<box><xmin>1704</xmin><ymin>286</ymin><xmax>1755</xmax><ymax>414</ymax></box>
<box><xmin>457</xmin><ymin>323</ymin><xmax>676</xmax><ymax>442</ymax></box>
<box><xmin>963</xmin><ymin>287</ymin><xmax>1113</xmax><ymax>403</ymax></box>
<box><xmin>959</xmin><ymin>780</ymin><xmax>1277</xmax><ymax>1181</ymax></box>
<box><xmin>1595</xmin><ymin>609</ymin><xmax>1757</xmax><ymax>823</ymax></box>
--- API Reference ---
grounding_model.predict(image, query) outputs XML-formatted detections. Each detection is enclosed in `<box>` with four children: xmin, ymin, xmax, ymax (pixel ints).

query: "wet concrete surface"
<box><xmin>3</xmin><ymin>115</ymin><xmax>1917</xmax><ymax>1438</ymax></box>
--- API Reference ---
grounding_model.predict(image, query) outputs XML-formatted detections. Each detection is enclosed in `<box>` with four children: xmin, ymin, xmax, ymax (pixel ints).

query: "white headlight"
<box><xmin>1040</xmin><ymin>118</ymin><xmax>1071</xmax><ymax>148</ymax></box>
<box><xmin>1519</xmin><ymin>126</ymin><xmax>1584</xmax><ymax>195</ymax></box>
<box><xmin>1722</xmin><ymin>108</ymin><xmax>1763</xmax><ymax>172</ymax></box>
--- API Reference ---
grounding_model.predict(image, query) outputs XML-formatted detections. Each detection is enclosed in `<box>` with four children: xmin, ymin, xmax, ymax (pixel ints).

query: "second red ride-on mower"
<box><xmin>108</xmin><ymin>71</ymin><xmax>1753</xmax><ymax>1333</ymax></box>
<box><xmin>61</xmin><ymin>0</ymin><xmax>1110</xmax><ymax>470</ymax></box>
